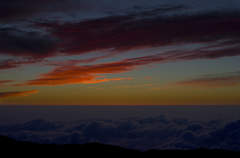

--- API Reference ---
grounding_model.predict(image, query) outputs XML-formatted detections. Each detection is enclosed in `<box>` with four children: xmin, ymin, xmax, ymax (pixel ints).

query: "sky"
<box><xmin>0</xmin><ymin>0</ymin><xmax>240</xmax><ymax>152</ymax></box>
<box><xmin>0</xmin><ymin>0</ymin><xmax>240</xmax><ymax>106</ymax></box>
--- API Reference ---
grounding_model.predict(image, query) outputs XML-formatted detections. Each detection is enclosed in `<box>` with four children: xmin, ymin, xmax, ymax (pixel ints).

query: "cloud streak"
<box><xmin>0</xmin><ymin>58</ymin><xmax>43</xmax><ymax>70</ymax></box>
<box><xmin>83</xmin><ymin>77</ymin><xmax>133</xmax><ymax>84</ymax></box>
<box><xmin>1</xmin><ymin>8</ymin><xmax>240</xmax><ymax>62</ymax></box>
<box><xmin>0</xmin><ymin>90</ymin><xmax>39</xmax><ymax>99</ymax></box>
<box><xmin>35</xmin><ymin>10</ymin><xmax>240</xmax><ymax>56</ymax></box>
<box><xmin>0</xmin><ymin>53</ymin><xmax>114</xmax><ymax>71</ymax></box>
<box><xmin>0</xmin><ymin>80</ymin><xmax>14</xmax><ymax>85</ymax></box>
<box><xmin>173</xmin><ymin>71</ymin><xmax>240</xmax><ymax>88</ymax></box>
<box><xmin>2</xmin><ymin>6</ymin><xmax>240</xmax><ymax>87</ymax></box>
<box><xmin>40</xmin><ymin>54</ymin><xmax>114</xmax><ymax>67</ymax></box>
<box><xmin>16</xmin><ymin>43</ymin><xmax>240</xmax><ymax>86</ymax></box>
<box><xmin>15</xmin><ymin>59</ymin><xmax>135</xmax><ymax>86</ymax></box>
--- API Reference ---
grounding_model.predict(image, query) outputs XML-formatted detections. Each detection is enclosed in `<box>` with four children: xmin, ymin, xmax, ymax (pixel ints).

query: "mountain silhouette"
<box><xmin>1</xmin><ymin>135</ymin><xmax>239</xmax><ymax>157</ymax></box>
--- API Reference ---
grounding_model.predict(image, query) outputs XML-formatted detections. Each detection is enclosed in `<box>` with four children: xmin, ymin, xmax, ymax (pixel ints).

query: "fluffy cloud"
<box><xmin>1</xmin><ymin>116</ymin><xmax>240</xmax><ymax>152</ymax></box>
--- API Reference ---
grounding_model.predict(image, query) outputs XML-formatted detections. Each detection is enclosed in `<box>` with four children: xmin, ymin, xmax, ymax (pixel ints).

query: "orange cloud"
<box><xmin>15</xmin><ymin>55</ymin><xmax>140</xmax><ymax>86</ymax></box>
<box><xmin>15</xmin><ymin>61</ymin><xmax>135</xmax><ymax>86</ymax></box>
<box><xmin>15</xmin><ymin>43</ymin><xmax>240</xmax><ymax>87</ymax></box>
<box><xmin>173</xmin><ymin>71</ymin><xmax>240</xmax><ymax>88</ymax></box>
<box><xmin>0</xmin><ymin>90</ymin><xmax>39</xmax><ymax>99</ymax></box>
<box><xmin>83</xmin><ymin>77</ymin><xmax>133</xmax><ymax>84</ymax></box>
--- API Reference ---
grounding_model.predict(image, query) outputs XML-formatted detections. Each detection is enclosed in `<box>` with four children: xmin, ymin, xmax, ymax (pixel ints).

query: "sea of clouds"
<box><xmin>1</xmin><ymin>115</ymin><xmax>240</xmax><ymax>152</ymax></box>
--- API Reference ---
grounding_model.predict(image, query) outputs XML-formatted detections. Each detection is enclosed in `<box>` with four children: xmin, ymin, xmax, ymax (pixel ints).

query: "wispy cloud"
<box><xmin>2</xmin><ymin>7</ymin><xmax>240</xmax><ymax>87</ymax></box>
<box><xmin>172</xmin><ymin>71</ymin><xmax>240</xmax><ymax>88</ymax></box>
<box><xmin>1</xmin><ymin>9</ymin><xmax>240</xmax><ymax>63</ymax></box>
<box><xmin>40</xmin><ymin>54</ymin><xmax>114</xmax><ymax>67</ymax></box>
<box><xmin>83</xmin><ymin>77</ymin><xmax>133</xmax><ymax>84</ymax></box>
<box><xmin>113</xmin><ymin>84</ymin><xmax>154</xmax><ymax>89</ymax></box>
<box><xmin>0</xmin><ymin>80</ymin><xmax>14</xmax><ymax>85</ymax></box>
<box><xmin>35</xmin><ymin>10</ymin><xmax>240</xmax><ymax>56</ymax></box>
<box><xmin>0</xmin><ymin>53</ymin><xmax>114</xmax><ymax>71</ymax></box>
<box><xmin>15</xmin><ymin>61</ymin><xmax>134</xmax><ymax>86</ymax></box>
<box><xmin>15</xmin><ymin>42</ymin><xmax>240</xmax><ymax>86</ymax></box>
<box><xmin>0</xmin><ymin>90</ymin><xmax>39</xmax><ymax>99</ymax></box>
<box><xmin>0</xmin><ymin>58</ymin><xmax>43</xmax><ymax>70</ymax></box>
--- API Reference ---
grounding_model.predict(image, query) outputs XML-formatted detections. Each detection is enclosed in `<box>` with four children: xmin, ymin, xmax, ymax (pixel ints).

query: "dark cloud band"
<box><xmin>35</xmin><ymin>10</ymin><xmax>240</xmax><ymax>55</ymax></box>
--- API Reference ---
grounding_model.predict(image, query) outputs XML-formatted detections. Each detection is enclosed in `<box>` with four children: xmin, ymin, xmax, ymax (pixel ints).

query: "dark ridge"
<box><xmin>1</xmin><ymin>135</ymin><xmax>240</xmax><ymax>157</ymax></box>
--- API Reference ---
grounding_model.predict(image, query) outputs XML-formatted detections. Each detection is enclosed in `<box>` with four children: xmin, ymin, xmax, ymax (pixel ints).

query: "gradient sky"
<box><xmin>0</xmin><ymin>0</ymin><xmax>240</xmax><ymax>105</ymax></box>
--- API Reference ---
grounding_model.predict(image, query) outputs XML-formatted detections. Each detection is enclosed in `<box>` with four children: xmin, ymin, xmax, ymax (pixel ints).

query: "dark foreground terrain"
<box><xmin>1</xmin><ymin>135</ymin><xmax>239</xmax><ymax>157</ymax></box>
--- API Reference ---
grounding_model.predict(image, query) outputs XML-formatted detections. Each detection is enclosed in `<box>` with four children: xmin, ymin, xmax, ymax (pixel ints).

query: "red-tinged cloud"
<box><xmin>35</xmin><ymin>10</ymin><xmax>240</xmax><ymax>56</ymax></box>
<box><xmin>0</xmin><ymin>3</ymin><xmax>187</xmax><ymax>58</ymax></box>
<box><xmin>173</xmin><ymin>71</ymin><xmax>240</xmax><ymax>88</ymax></box>
<box><xmin>17</xmin><ymin>75</ymin><xmax>132</xmax><ymax>86</ymax></box>
<box><xmin>1</xmin><ymin>9</ymin><xmax>240</xmax><ymax>60</ymax></box>
<box><xmin>15</xmin><ymin>56</ymin><xmax>142</xmax><ymax>86</ymax></box>
<box><xmin>0</xmin><ymin>90</ymin><xmax>39</xmax><ymax>99</ymax></box>
<box><xmin>15</xmin><ymin>43</ymin><xmax>240</xmax><ymax>86</ymax></box>
<box><xmin>15</xmin><ymin>61</ymin><xmax>135</xmax><ymax>85</ymax></box>
<box><xmin>15</xmin><ymin>57</ymin><xmax>145</xmax><ymax>86</ymax></box>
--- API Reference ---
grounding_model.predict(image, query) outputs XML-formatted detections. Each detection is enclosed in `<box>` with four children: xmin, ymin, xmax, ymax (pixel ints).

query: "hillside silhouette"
<box><xmin>1</xmin><ymin>135</ymin><xmax>239</xmax><ymax>157</ymax></box>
